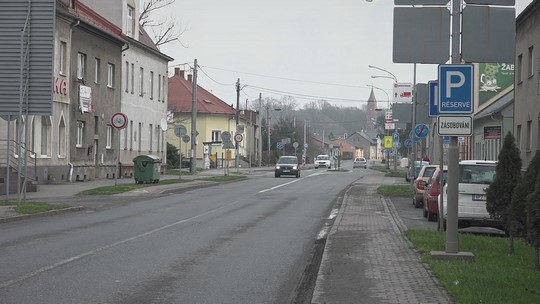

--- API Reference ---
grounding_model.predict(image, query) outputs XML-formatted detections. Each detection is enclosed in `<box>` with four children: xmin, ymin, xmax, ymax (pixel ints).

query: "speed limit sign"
<box><xmin>234</xmin><ymin>133</ymin><xmax>243</xmax><ymax>143</ymax></box>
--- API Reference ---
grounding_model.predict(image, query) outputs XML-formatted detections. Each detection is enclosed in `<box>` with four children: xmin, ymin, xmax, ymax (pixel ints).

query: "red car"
<box><xmin>422</xmin><ymin>166</ymin><xmax>447</xmax><ymax>222</ymax></box>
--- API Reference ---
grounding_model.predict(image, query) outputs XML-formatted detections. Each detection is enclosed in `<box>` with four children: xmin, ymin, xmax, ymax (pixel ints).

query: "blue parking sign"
<box><xmin>438</xmin><ymin>64</ymin><xmax>474</xmax><ymax>114</ymax></box>
<box><xmin>428</xmin><ymin>80</ymin><xmax>438</xmax><ymax>117</ymax></box>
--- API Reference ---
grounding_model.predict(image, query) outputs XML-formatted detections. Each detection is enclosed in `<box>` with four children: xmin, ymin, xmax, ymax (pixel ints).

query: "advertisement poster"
<box><xmin>79</xmin><ymin>85</ymin><xmax>92</xmax><ymax>113</ymax></box>
<box><xmin>478</xmin><ymin>63</ymin><xmax>514</xmax><ymax>106</ymax></box>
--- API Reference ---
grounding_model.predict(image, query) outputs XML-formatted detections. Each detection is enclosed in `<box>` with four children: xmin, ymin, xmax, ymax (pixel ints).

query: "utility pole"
<box><xmin>235</xmin><ymin>78</ymin><xmax>240</xmax><ymax>168</ymax></box>
<box><xmin>303</xmin><ymin>120</ymin><xmax>307</xmax><ymax>166</ymax></box>
<box><xmin>267</xmin><ymin>104</ymin><xmax>270</xmax><ymax>163</ymax></box>
<box><xmin>258</xmin><ymin>93</ymin><xmax>262</xmax><ymax>167</ymax></box>
<box><xmin>190</xmin><ymin>59</ymin><xmax>198</xmax><ymax>174</ymax></box>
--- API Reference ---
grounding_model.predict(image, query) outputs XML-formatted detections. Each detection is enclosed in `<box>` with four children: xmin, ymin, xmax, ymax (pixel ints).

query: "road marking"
<box><xmin>0</xmin><ymin>199</ymin><xmax>244</xmax><ymax>289</ymax></box>
<box><xmin>258</xmin><ymin>179</ymin><xmax>300</xmax><ymax>193</ymax></box>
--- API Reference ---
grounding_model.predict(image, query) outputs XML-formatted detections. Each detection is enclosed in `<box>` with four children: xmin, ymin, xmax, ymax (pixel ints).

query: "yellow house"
<box><xmin>167</xmin><ymin>68</ymin><xmax>260</xmax><ymax>169</ymax></box>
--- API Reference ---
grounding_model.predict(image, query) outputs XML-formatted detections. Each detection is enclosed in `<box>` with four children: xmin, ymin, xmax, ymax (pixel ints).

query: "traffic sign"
<box><xmin>438</xmin><ymin>64</ymin><xmax>474</xmax><ymax>114</ymax></box>
<box><xmin>234</xmin><ymin>133</ymin><xmax>243</xmax><ymax>143</ymax></box>
<box><xmin>437</xmin><ymin>115</ymin><xmax>473</xmax><ymax>136</ymax></box>
<box><xmin>221</xmin><ymin>131</ymin><xmax>231</xmax><ymax>141</ymax></box>
<box><xmin>384</xmin><ymin>136</ymin><xmax>393</xmax><ymax>149</ymax></box>
<box><xmin>393</xmin><ymin>132</ymin><xmax>400</xmax><ymax>142</ymax></box>
<box><xmin>404</xmin><ymin>138</ymin><xmax>413</xmax><ymax>149</ymax></box>
<box><xmin>428</xmin><ymin>80</ymin><xmax>439</xmax><ymax>117</ymax></box>
<box><xmin>111</xmin><ymin>112</ymin><xmax>128</xmax><ymax>129</ymax></box>
<box><xmin>174</xmin><ymin>124</ymin><xmax>187</xmax><ymax>137</ymax></box>
<box><xmin>414</xmin><ymin>124</ymin><xmax>429</xmax><ymax>138</ymax></box>
<box><xmin>276</xmin><ymin>142</ymin><xmax>284</xmax><ymax>149</ymax></box>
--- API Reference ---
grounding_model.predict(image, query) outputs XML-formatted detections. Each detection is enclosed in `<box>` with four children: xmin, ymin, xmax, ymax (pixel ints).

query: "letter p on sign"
<box><xmin>445</xmin><ymin>71</ymin><xmax>465</xmax><ymax>98</ymax></box>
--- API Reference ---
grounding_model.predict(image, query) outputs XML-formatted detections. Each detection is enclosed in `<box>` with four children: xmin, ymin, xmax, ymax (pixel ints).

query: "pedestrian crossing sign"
<box><xmin>384</xmin><ymin>136</ymin><xmax>393</xmax><ymax>149</ymax></box>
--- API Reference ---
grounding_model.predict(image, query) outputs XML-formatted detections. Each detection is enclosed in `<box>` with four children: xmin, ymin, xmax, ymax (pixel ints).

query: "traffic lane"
<box><xmin>0</xmin><ymin>169</ymin><xmax>360</xmax><ymax>303</ymax></box>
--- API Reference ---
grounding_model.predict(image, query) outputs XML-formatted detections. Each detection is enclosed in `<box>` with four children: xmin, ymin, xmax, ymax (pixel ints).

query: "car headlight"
<box><xmin>275</xmin><ymin>166</ymin><xmax>280</xmax><ymax>169</ymax></box>
<box><xmin>292</xmin><ymin>165</ymin><xmax>297</xmax><ymax>170</ymax></box>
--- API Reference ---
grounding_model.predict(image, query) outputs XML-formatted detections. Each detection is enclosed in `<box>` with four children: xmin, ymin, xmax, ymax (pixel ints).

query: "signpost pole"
<box><xmin>179</xmin><ymin>138</ymin><xmax>182</xmax><ymax>180</ymax></box>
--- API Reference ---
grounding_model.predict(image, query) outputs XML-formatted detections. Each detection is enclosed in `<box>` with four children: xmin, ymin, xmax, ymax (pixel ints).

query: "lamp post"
<box><xmin>368</xmin><ymin>85</ymin><xmax>391</xmax><ymax>169</ymax></box>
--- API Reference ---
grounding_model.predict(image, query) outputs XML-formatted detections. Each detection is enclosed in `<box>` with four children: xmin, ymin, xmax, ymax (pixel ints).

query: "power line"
<box><xmin>245</xmin><ymin>85</ymin><xmax>370</xmax><ymax>103</ymax></box>
<box><xmin>200</xmin><ymin>65</ymin><xmax>367</xmax><ymax>89</ymax></box>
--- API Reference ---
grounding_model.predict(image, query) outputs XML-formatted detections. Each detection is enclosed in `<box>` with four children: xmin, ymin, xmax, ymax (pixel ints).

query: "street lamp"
<box><xmin>368</xmin><ymin>65</ymin><xmax>398</xmax><ymax>83</ymax></box>
<box><xmin>367</xmin><ymin>84</ymin><xmax>390</xmax><ymax>109</ymax></box>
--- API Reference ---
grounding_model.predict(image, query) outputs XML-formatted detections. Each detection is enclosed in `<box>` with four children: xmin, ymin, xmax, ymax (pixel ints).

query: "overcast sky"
<box><xmin>154</xmin><ymin>0</ymin><xmax>533</xmax><ymax>109</ymax></box>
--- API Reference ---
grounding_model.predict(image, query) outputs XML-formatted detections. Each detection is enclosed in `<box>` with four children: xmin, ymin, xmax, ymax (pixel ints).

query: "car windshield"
<box><xmin>355</xmin><ymin>158</ymin><xmax>365</xmax><ymax>162</ymax></box>
<box><xmin>317</xmin><ymin>156</ymin><xmax>329</xmax><ymax>160</ymax></box>
<box><xmin>459</xmin><ymin>164</ymin><xmax>496</xmax><ymax>184</ymax></box>
<box><xmin>278</xmin><ymin>157</ymin><xmax>298</xmax><ymax>164</ymax></box>
<box><xmin>422</xmin><ymin>167</ymin><xmax>436</xmax><ymax>178</ymax></box>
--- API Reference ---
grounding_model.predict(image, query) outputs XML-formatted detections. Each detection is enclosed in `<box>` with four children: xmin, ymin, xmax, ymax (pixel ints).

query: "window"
<box><xmin>58</xmin><ymin>117</ymin><xmax>66</xmax><ymax>157</ymax></box>
<box><xmin>150</xmin><ymin>71</ymin><xmax>154</xmax><ymax>99</ymax></box>
<box><xmin>77</xmin><ymin>52</ymin><xmax>86</xmax><ymax>80</ymax></box>
<box><xmin>131</xmin><ymin>63</ymin><xmax>135</xmax><ymax>94</ymax></box>
<box><xmin>158</xmin><ymin>74</ymin><xmax>161</xmax><ymax>101</ymax></box>
<box><xmin>106</xmin><ymin>125</ymin><xmax>112</xmax><ymax>149</ymax></box>
<box><xmin>129</xmin><ymin>120</ymin><xmax>133</xmax><ymax>150</ymax></box>
<box><xmin>139</xmin><ymin>67</ymin><xmax>144</xmax><ymax>96</ymax></box>
<box><xmin>41</xmin><ymin>117</ymin><xmax>51</xmax><ymax>157</ymax></box>
<box><xmin>138</xmin><ymin>122</ymin><xmax>142</xmax><ymax>151</ymax></box>
<box><xmin>149</xmin><ymin>124</ymin><xmax>153</xmax><ymax>151</ymax></box>
<box><xmin>156</xmin><ymin>125</ymin><xmax>161</xmax><ymax>153</ymax></box>
<box><xmin>127</xmin><ymin>5</ymin><xmax>135</xmax><ymax>37</ymax></box>
<box><xmin>94</xmin><ymin>58</ymin><xmax>100</xmax><ymax>84</ymax></box>
<box><xmin>59</xmin><ymin>41</ymin><xmax>67</xmax><ymax>75</ymax></box>
<box><xmin>162</xmin><ymin>75</ymin><xmax>166</xmax><ymax>102</ymax></box>
<box><xmin>76</xmin><ymin>121</ymin><xmax>84</xmax><ymax>147</ymax></box>
<box><xmin>527</xmin><ymin>120</ymin><xmax>532</xmax><ymax>152</ymax></box>
<box><xmin>528</xmin><ymin>46</ymin><xmax>534</xmax><ymax>78</ymax></box>
<box><xmin>212</xmin><ymin>130</ymin><xmax>221</xmax><ymax>142</ymax></box>
<box><xmin>125</xmin><ymin>61</ymin><xmax>129</xmax><ymax>92</ymax></box>
<box><xmin>107</xmin><ymin>63</ymin><xmax>115</xmax><ymax>87</ymax></box>
<box><xmin>123</xmin><ymin>127</ymin><xmax>128</xmax><ymax>150</ymax></box>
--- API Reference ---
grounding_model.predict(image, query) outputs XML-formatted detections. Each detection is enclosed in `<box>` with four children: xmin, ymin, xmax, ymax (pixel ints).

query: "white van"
<box><xmin>439</xmin><ymin>160</ymin><xmax>503</xmax><ymax>230</ymax></box>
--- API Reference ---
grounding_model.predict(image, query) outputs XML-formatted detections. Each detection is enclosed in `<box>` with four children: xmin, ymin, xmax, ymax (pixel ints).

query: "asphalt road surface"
<box><xmin>0</xmin><ymin>164</ymin><xmax>370</xmax><ymax>304</ymax></box>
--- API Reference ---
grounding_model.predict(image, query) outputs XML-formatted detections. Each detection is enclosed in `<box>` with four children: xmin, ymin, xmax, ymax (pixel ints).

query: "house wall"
<box><xmin>69</xmin><ymin>24</ymin><xmax>123</xmax><ymax>181</ymax></box>
<box><xmin>515</xmin><ymin>2</ymin><xmax>540</xmax><ymax>168</ymax></box>
<box><xmin>119</xmin><ymin>42</ymin><xmax>169</xmax><ymax>177</ymax></box>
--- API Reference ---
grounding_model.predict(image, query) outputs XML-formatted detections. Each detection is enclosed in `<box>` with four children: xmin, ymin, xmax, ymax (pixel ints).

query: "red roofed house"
<box><xmin>168</xmin><ymin>68</ymin><xmax>261</xmax><ymax>169</ymax></box>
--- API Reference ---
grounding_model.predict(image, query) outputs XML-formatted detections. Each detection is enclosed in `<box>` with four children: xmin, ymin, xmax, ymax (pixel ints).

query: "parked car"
<box><xmin>315</xmin><ymin>154</ymin><xmax>332</xmax><ymax>169</ymax></box>
<box><xmin>353</xmin><ymin>157</ymin><xmax>367</xmax><ymax>169</ymax></box>
<box><xmin>439</xmin><ymin>160</ymin><xmax>502</xmax><ymax>230</ymax></box>
<box><xmin>423</xmin><ymin>165</ymin><xmax>447</xmax><ymax>222</ymax></box>
<box><xmin>412</xmin><ymin>164</ymin><xmax>437</xmax><ymax>208</ymax></box>
<box><xmin>406</xmin><ymin>160</ymin><xmax>430</xmax><ymax>182</ymax></box>
<box><xmin>275</xmin><ymin>156</ymin><xmax>301</xmax><ymax>178</ymax></box>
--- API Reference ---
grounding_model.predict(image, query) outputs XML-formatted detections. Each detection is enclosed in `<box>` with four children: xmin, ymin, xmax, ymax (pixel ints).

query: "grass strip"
<box><xmin>0</xmin><ymin>200</ymin><xmax>71</xmax><ymax>214</ymax></box>
<box><xmin>377</xmin><ymin>184</ymin><xmax>412</xmax><ymax>197</ymax></box>
<box><xmin>196</xmin><ymin>175</ymin><xmax>247</xmax><ymax>182</ymax></box>
<box><xmin>407</xmin><ymin>229</ymin><xmax>540</xmax><ymax>304</ymax></box>
<box><xmin>79</xmin><ymin>178</ymin><xmax>192</xmax><ymax>195</ymax></box>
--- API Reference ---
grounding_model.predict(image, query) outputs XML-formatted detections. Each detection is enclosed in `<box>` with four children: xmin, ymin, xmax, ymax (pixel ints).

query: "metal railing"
<box><xmin>0</xmin><ymin>139</ymin><xmax>37</xmax><ymax>183</ymax></box>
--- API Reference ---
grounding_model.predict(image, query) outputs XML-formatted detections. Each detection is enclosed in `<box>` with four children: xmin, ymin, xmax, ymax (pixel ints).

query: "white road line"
<box><xmin>0</xmin><ymin>199</ymin><xmax>244</xmax><ymax>289</ymax></box>
<box><xmin>258</xmin><ymin>179</ymin><xmax>300</xmax><ymax>193</ymax></box>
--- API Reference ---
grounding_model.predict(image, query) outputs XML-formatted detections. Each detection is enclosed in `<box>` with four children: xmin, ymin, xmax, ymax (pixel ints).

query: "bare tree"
<box><xmin>139</xmin><ymin>0</ymin><xmax>188</xmax><ymax>48</ymax></box>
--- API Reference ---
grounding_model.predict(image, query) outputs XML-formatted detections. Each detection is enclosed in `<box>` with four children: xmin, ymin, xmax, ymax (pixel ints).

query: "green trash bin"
<box><xmin>133</xmin><ymin>155</ymin><xmax>162</xmax><ymax>184</ymax></box>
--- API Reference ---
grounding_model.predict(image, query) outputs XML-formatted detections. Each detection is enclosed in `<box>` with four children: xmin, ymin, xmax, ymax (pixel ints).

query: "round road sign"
<box><xmin>174</xmin><ymin>125</ymin><xmax>187</xmax><ymax>138</ymax></box>
<box><xmin>182</xmin><ymin>135</ymin><xmax>190</xmax><ymax>143</ymax></box>
<box><xmin>111</xmin><ymin>112</ymin><xmax>128</xmax><ymax>129</ymax></box>
<box><xmin>221</xmin><ymin>131</ymin><xmax>231</xmax><ymax>141</ymax></box>
<box><xmin>234</xmin><ymin>133</ymin><xmax>243</xmax><ymax>142</ymax></box>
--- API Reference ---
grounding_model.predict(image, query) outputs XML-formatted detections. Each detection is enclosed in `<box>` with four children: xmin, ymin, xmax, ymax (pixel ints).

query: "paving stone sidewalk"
<box><xmin>312</xmin><ymin>174</ymin><xmax>455</xmax><ymax>304</ymax></box>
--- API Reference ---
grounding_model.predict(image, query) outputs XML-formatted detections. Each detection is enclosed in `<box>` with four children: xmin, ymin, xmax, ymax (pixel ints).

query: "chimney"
<box><xmin>187</xmin><ymin>74</ymin><xmax>192</xmax><ymax>82</ymax></box>
<box><xmin>174</xmin><ymin>68</ymin><xmax>185</xmax><ymax>79</ymax></box>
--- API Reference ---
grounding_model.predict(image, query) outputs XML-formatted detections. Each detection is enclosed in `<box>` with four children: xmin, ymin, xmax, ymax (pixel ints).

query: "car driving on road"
<box><xmin>353</xmin><ymin>157</ymin><xmax>367</xmax><ymax>169</ymax></box>
<box><xmin>275</xmin><ymin>156</ymin><xmax>301</xmax><ymax>178</ymax></box>
<box><xmin>315</xmin><ymin>154</ymin><xmax>332</xmax><ymax>169</ymax></box>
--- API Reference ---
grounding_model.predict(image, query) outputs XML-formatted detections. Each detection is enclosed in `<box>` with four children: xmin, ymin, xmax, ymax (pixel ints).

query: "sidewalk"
<box><xmin>311</xmin><ymin>173</ymin><xmax>454</xmax><ymax>304</ymax></box>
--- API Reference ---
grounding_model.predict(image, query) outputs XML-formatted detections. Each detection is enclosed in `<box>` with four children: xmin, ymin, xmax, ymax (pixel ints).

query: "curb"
<box><xmin>0</xmin><ymin>206</ymin><xmax>85</xmax><ymax>224</ymax></box>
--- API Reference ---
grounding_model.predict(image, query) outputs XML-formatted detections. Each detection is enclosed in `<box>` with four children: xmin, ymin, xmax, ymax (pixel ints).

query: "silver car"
<box><xmin>353</xmin><ymin>157</ymin><xmax>367</xmax><ymax>169</ymax></box>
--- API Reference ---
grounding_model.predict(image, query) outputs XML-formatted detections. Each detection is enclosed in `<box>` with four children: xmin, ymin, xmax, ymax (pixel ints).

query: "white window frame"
<box><xmin>517</xmin><ymin>54</ymin><xmax>523</xmax><ymax>83</ymax></box>
<box><xmin>125</xmin><ymin>61</ymin><xmax>129</xmax><ymax>92</ymax></box>
<box><xmin>212</xmin><ymin>130</ymin><xmax>221</xmax><ymax>142</ymax></box>
<box><xmin>106</xmin><ymin>125</ymin><xmax>112</xmax><ymax>149</ymax></box>
<box><xmin>158</xmin><ymin>73</ymin><xmax>161</xmax><ymax>101</ymax></box>
<box><xmin>127</xmin><ymin>5</ymin><xmax>135</xmax><ymax>37</ymax></box>
<box><xmin>131</xmin><ymin>63</ymin><xmax>135</xmax><ymax>94</ymax></box>
<box><xmin>150</xmin><ymin>71</ymin><xmax>154</xmax><ymax>100</ymax></box>
<box><xmin>107</xmin><ymin>63</ymin><xmax>115</xmax><ymax>88</ymax></box>
<box><xmin>59</xmin><ymin>41</ymin><xmax>67</xmax><ymax>75</ymax></box>
<box><xmin>40</xmin><ymin>116</ymin><xmax>52</xmax><ymax>157</ymax></box>
<box><xmin>58</xmin><ymin>116</ymin><xmax>66</xmax><ymax>158</ymax></box>
<box><xmin>94</xmin><ymin>58</ymin><xmax>100</xmax><ymax>84</ymax></box>
<box><xmin>149</xmin><ymin>124</ymin><xmax>153</xmax><ymax>152</ymax></box>
<box><xmin>139</xmin><ymin>67</ymin><xmax>144</xmax><ymax>96</ymax></box>
<box><xmin>77</xmin><ymin>52</ymin><xmax>86</xmax><ymax>80</ymax></box>
<box><xmin>76</xmin><ymin>121</ymin><xmax>84</xmax><ymax>148</ymax></box>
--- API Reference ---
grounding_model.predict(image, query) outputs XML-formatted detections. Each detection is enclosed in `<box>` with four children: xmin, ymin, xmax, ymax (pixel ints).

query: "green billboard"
<box><xmin>478</xmin><ymin>63</ymin><xmax>514</xmax><ymax>105</ymax></box>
